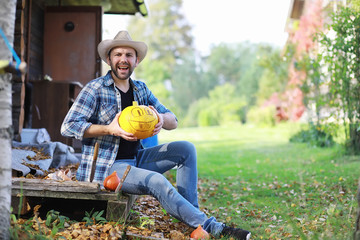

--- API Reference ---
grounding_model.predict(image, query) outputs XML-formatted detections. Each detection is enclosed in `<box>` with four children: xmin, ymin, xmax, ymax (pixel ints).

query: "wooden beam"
<box><xmin>12</xmin><ymin>178</ymin><xmax>100</xmax><ymax>193</ymax></box>
<box><xmin>11</xmin><ymin>177</ymin><xmax>136</xmax><ymax>221</ymax></box>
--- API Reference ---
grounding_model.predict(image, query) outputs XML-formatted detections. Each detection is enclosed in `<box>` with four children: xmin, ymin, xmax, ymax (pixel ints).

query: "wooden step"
<box><xmin>11</xmin><ymin>177</ymin><xmax>136</xmax><ymax>222</ymax></box>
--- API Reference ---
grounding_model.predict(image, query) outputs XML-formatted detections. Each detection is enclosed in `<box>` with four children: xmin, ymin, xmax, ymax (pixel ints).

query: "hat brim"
<box><xmin>98</xmin><ymin>39</ymin><xmax>148</xmax><ymax>64</ymax></box>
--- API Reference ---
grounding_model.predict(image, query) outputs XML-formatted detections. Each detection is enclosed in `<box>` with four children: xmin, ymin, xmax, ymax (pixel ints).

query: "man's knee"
<box><xmin>146</xmin><ymin>172</ymin><xmax>169</xmax><ymax>188</ymax></box>
<box><xmin>173</xmin><ymin>141</ymin><xmax>196</xmax><ymax>154</ymax></box>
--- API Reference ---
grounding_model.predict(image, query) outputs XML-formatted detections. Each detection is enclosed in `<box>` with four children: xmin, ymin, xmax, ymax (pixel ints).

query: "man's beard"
<box><xmin>110</xmin><ymin>62</ymin><xmax>134</xmax><ymax>80</ymax></box>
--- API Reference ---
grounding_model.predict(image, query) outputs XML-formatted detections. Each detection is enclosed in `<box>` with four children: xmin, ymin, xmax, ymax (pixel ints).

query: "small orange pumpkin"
<box><xmin>118</xmin><ymin>101</ymin><xmax>159</xmax><ymax>139</ymax></box>
<box><xmin>190</xmin><ymin>225</ymin><xmax>210</xmax><ymax>239</ymax></box>
<box><xmin>103</xmin><ymin>171</ymin><xmax>120</xmax><ymax>191</ymax></box>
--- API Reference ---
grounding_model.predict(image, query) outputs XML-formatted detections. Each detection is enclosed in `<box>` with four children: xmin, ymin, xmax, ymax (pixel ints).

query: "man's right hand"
<box><xmin>107</xmin><ymin>112</ymin><xmax>137</xmax><ymax>141</ymax></box>
<box><xmin>83</xmin><ymin>112</ymin><xmax>137</xmax><ymax>141</ymax></box>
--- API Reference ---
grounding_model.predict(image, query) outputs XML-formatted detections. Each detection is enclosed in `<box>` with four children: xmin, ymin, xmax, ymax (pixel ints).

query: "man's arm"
<box><xmin>161</xmin><ymin>112</ymin><xmax>178</xmax><ymax>130</ymax></box>
<box><xmin>83</xmin><ymin>105</ymin><xmax>177</xmax><ymax>140</ymax></box>
<box><xmin>83</xmin><ymin>112</ymin><xmax>137</xmax><ymax>141</ymax></box>
<box><xmin>149</xmin><ymin>107</ymin><xmax>177</xmax><ymax>136</ymax></box>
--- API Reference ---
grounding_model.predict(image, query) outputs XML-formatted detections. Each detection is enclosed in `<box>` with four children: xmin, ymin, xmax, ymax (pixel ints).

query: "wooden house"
<box><xmin>12</xmin><ymin>0</ymin><xmax>148</xmax><ymax>151</ymax></box>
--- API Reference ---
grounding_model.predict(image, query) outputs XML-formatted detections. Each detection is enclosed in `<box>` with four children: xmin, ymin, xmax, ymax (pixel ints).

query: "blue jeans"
<box><xmin>109</xmin><ymin>141</ymin><xmax>224</xmax><ymax>236</ymax></box>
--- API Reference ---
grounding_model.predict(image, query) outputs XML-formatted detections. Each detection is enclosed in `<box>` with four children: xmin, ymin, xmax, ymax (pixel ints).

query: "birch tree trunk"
<box><xmin>0</xmin><ymin>0</ymin><xmax>16</xmax><ymax>239</ymax></box>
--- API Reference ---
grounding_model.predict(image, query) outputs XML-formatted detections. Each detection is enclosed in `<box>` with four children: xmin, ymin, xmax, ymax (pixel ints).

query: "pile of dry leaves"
<box><xmin>129</xmin><ymin>195</ymin><xmax>195</xmax><ymax>239</ymax></box>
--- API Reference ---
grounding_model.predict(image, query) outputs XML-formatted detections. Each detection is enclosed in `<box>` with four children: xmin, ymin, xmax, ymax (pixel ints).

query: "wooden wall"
<box><xmin>12</xmin><ymin>0</ymin><xmax>45</xmax><ymax>140</ymax></box>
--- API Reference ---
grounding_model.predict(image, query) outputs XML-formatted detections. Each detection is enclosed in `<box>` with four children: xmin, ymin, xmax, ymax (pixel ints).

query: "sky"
<box><xmin>103</xmin><ymin>0</ymin><xmax>292</xmax><ymax>55</ymax></box>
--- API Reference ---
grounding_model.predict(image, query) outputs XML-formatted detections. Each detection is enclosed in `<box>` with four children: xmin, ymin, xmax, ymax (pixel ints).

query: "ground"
<box><xmin>11</xmin><ymin>157</ymin><xmax>199</xmax><ymax>239</ymax></box>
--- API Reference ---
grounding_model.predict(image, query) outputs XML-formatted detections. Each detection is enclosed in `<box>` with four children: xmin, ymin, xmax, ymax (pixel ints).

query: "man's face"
<box><xmin>107</xmin><ymin>46</ymin><xmax>139</xmax><ymax>81</ymax></box>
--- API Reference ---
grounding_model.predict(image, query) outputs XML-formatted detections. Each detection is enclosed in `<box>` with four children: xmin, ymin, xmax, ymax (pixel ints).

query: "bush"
<box><xmin>183</xmin><ymin>84</ymin><xmax>247</xmax><ymax>127</ymax></box>
<box><xmin>289</xmin><ymin>123</ymin><xmax>335</xmax><ymax>147</ymax></box>
<box><xmin>246</xmin><ymin>105</ymin><xmax>276</xmax><ymax>127</ymax></box>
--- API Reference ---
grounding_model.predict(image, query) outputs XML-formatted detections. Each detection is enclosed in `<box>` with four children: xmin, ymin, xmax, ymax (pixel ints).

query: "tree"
<box><xmin>205</xmin><ymin>42</ymin><xmax>290</xmax><ymax>123</ymax></box>
<box><xmin>126</xmin><ymin>0</ymin><xmax>194</xmax><ymax>103</ymax></box>
<box><xmin>205</xmin><ymin>43</ymin><xmax>257</xmax><ymax>86</ymax></box>
<box><xmin>317</xmin><ymin>6</ymin><xmax>360</xmax><ymax>154</ymax></box>
<box><xmin>255</xmin><ymin>46</ymin><xmax>290</xmax><ymax>105</ymax></box>
<box><xmin>184</xmin><ymin>83</ymin><xmax>247</xmax><ymax>127</ymax></box>
<box><xmin>171</xmin><ymin>52</ymin><xmax>211</xmax><ymax>117</ymax></box>
<box><xmin>0</xmin><ymin>0</ymin><xmax>16</xmax><ymax>238</ymax></box>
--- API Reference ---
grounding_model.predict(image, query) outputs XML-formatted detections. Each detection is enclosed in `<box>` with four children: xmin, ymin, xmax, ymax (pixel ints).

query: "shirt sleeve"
<box><xmin>133</xmin><ymin>80</ymin><xmax>178</xmax><ymax>121</ymax></box>
<box><xmin>60</xmin><ymin>84</ymin><xmax>97</xmax><ymax>140</ymax></box>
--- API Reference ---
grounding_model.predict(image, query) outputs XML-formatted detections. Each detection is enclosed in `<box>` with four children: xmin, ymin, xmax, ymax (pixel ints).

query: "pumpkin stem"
<box><xmin>132</xmin><ymin>101</ymin><xmax>138</xmax><ymax>106</ymax></box>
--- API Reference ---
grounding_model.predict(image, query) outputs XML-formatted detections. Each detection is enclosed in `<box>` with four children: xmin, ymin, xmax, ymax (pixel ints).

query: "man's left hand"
<box><xmin>149</xmin><ymin>106</ymin><xmax>163</xmax><ymax>136</ymax></box>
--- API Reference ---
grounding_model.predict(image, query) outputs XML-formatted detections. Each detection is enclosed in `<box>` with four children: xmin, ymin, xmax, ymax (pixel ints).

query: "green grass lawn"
<box><xmin>159</xmin><ymin>123</ymin><xmax>360</xmax><ymax>239</ymax></box>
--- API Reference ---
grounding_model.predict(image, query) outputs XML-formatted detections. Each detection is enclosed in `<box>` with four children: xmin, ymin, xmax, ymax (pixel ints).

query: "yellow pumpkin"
<box><xmin>118</xmin><ymin>101</ymin><xmax>159</xmax><ymax>139</ymax></box>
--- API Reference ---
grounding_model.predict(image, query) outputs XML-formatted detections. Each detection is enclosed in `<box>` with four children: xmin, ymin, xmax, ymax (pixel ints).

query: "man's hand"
<box><xmin>149</xmin><ymin>106</ymin><xmax>164</xmax><ymax>136</ymax></box>
<box><xmin>107</xmin><ymin>112</ymin><xmax>138</xmax><ymax>141</ymax></box>
<box><xmin>83</xmin><ymin>112</ymin><xmax>137</xmax><ymax>141</ymax></box>
<box><xmin>149</xmin><ymin>106</ymin><xmax>177</xmax><ymax>136</ymax></box>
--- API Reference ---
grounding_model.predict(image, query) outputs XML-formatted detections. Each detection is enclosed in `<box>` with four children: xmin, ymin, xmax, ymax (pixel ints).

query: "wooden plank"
<box><xmin>11</xmin><ymin>193</ymin><xmax>135</xmax><ymax>222</ymax></box>
<box><xmin>15</xmin><ymin>9</ymin><xmax>25</xmax><ymax>35</ymax></box>
<box><xmin>14</xmin><ymin>34</ymin><xmax>25</xmax><ymax>59</ymax></box>
<box><xmin>10</xmin><ymin>177</ymin><xmax>137</xmax><ymax>222</ymax></box>
<box><xmin>11</xmin><ymin>188</ymin><xmax>130</xmax><ymax>201</ymax></box>
<box><xmin>11</xmin><ymin>196</ymin><xmax>30</xmax><ymax>215</ymax></box>
<box><xmin>16</xmin><ymin>0</ymin><xmax>26</xmax><ymax>10</ymax></box>
<box><xmin>12</xmin><ymin>178</ymin><xmax>100</xmax><ymax>193</ymax></box>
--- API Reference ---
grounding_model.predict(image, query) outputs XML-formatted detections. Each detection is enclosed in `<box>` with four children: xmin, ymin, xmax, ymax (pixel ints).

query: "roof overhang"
<box><xmin>46</xmin><ymin>0</ymin><xmax>148</xmax><ymax>16</ymax></box>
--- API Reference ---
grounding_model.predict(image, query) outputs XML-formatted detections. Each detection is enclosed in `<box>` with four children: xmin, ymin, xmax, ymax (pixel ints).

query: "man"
<box><xmin>61</xmin><ymin>30</ymin><xmax>251</xmax><ymax>240</ymax></box>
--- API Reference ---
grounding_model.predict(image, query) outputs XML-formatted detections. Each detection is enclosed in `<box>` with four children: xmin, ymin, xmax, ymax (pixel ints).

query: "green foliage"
<box><xmin>139</xmin><ymin>216</ymin><xmax>155</xmax><ymax>228</ymax></box>
<box><xmin>205</xmin><ymin>43</ymin><xmax>254</xmax><ymax>85</ymax></box>
<box><xmin>351</xmin><ymin>0</ymin><xmax>360</xmax><ymax>11</ymax></box>
<box><xmin>297</xmin><ymin>53</ymin><xmax>325</xmax><ymax>125</ymax></box>
<box><xmin>237</xmin><ymin>62</ymin><xmax>263</xmax><ymax>107</ymax></box>
<box><xmin>126</xmin><ymin>0</ymin><xmax>196</xmax><ymax>115</ymax></box>
<box><xmin>137</xmin><ymin>60</ymin><xmax>171</xmax><ymax>101</ymax></box>
<box><xmin>194</xmin><ymin>43</ymin><xmax>286</xmax><ymax>127</ymax></box>
<box><xmin>10</xmin><ymin>195</ymin><xmax>55</xmax><ymax>239</ymax></box>
<box><xmin>126</xmin><ymin>1</ymin><xmax>287</xmax><ymax>127</ymax></box>
<box><xmin>171</xmin><ymin>52</ymin><xmax>208</xmax><ymax>115</ymax></box>
<box><xmin>82</xmin><ymin>209</ymin><xmax>107</xmax><ymax>226</ymax></box>
<box><xmin>127</xmin><ymin>0</ymin><xmax>194</xmax><ymax>84</ymax></box>
<box><xmin>289</xmin><ymin>123</ymin><xmax>335</xmax><ymax>147</ymax></box>
<box><xmin>314</xmin><ymin>6</ymin><xmax>360</xmax><ymax>154</ymax></box>
<box><xmin>9</xmin><ymin>209</ymin><xmax>24</xmax><ymax>240</ymax></box>
<box><xmin>185</xmin><ymin>83</ymin><xmax>247</xmax><ymax>127</ymax></box>
<box><xmin>10</xmin><ymin>216</ymin><xmax>49</xmax><ymax>240</ymax></box>
<box><xmin>45</xmin><ymin>210</ymin><xmax>70</xmax><ymax>237</ymax></box>
<box><xmin>175</xmin><ymin>43</ymin><xmax>288</xmax><ymax>127</ymax></box>
<box><xmin>255</xmin><ymin>46</ymin><xmax>290</xmax><ymax>105</ymax></box>
<box><xmin>206</xmin><ymin>43</ymin><xmax>267</xmax><ymax>108</ymax></box>
<box><xmin>246</xmin><ymin>105</ymin><xmax>276</xmax><ymax>127</ymax></box>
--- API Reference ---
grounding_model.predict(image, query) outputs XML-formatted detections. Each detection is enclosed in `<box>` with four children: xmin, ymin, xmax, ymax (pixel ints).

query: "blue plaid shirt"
<box><xmin>61</xmin><ymin>71</ymin><xmax>175</xmax><ymax>183</ymax></box>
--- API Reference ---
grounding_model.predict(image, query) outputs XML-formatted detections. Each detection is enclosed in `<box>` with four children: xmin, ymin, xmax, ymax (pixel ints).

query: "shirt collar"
<box><xmin>103</xmin><ymin>71</ymin><xmax>115</xmax><ymax>87</ymax></box>
<box><xmin>103</xmin><ymin>70</ymin><xmax>138</xmax><ymax>91</ymax></box>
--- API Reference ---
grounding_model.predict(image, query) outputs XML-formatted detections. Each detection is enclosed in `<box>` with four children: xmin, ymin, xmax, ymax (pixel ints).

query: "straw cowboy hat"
<box><xmin>98</xmin><ymin>30</ymin><xmax>148</xmax><ymax>64</ymax></box>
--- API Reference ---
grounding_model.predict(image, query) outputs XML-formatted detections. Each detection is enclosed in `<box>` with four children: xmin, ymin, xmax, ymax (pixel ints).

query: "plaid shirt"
<box><xmin>61</xmin><ymin>71</ymin><xmax>175</xmax><ymax>183</ymax></box>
